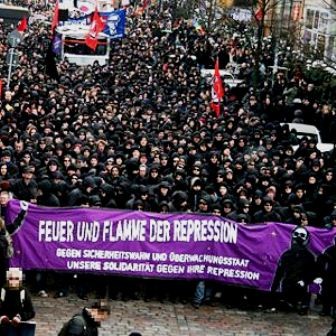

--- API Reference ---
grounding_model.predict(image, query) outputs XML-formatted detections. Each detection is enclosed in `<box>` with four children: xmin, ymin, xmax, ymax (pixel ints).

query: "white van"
<box><xmin>200</xmin><ymin>68</ymin><xmax>245</xmax><ymax>88</ymax></box>
<box><xmin>281</xmin><ymin>122</ymin><xmax>334</xmax><ymax>152</ymax></box>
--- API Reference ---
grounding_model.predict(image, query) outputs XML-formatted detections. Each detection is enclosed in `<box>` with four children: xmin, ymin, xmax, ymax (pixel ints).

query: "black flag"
<box><xmin>45</xmin><ymin>41</ymin><xmax>59</xmax><ymax>81</ymax></box>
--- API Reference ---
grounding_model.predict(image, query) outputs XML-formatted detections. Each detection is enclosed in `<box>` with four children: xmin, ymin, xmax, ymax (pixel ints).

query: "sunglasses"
<box><xmin>293</xmin><ymin>232</ymin><xmax>307</xmax><ymax>238</ymax></box>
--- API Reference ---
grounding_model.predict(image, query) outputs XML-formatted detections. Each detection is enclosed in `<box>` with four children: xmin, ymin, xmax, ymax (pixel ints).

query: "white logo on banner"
<box><xmin>106</xmin><ymin>12</ymin><xmax>120</xmax><ymax>36</ymax></box>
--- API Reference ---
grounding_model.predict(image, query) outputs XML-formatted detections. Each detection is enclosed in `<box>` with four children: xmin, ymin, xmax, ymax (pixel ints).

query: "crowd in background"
<box><xmin>0</xmin><ymin>0</ymin><xmax>335</xmax><ymax>313</ymax></box>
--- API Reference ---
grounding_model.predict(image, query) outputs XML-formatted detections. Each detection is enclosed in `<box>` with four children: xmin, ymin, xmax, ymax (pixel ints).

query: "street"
<box><xmin>33</xmin><ymin>295</ymin><xmax>332</xmax><ymax>336</ymax></box>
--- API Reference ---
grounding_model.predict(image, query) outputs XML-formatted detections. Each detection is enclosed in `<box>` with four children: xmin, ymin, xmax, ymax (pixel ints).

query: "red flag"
<box><xmin>291</xmin><ymin>3</ymin><xmax>301</xmax><ymax>21</ymax></box>
<box><xmin>211</xmin><ymin>58</ymin><xmax>224</xmax><ymax>118</ymax></box>
<box><xmin>51</xmin><ymin>1</ymin><xmax>59</xmax><ymax>33</ymax></box>
<box><xmin>254</xmin><ymin>1</ymin><xmax>263</xmax><ymax>22</ymax></box>
<box><xmin>255</xmin><ymin>8</ymin><xmax>263</xmax><ymax>21</ymax></box>
<box><xmin>17</xmin><ymin>17</ymin><xmax>27</xmax><ymax>32</ymax></box>
<box><xmin>92</xmin><ymin>9</ymin><xmax>105</xmax><ymax>32</ymax></box>
<box><xmin>85</xmin><ymin>35</ymin><xmax>98</xmax><ymax>50</ymax></box>
<box><xmin>85</xmin><ymin>9</ymin><xmax>105</xmax><ymax>51</ymax></box>
<box><xmin>213</xmin><ymin>58</ymin><xmax>224</xmax><ymax>100</ymax></box>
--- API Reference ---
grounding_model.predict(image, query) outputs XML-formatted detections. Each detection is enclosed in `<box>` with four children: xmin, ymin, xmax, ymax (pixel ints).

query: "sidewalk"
<box><xmin>33</xmin><ymin>295</ymin><xmax>332</xmax><ymax>336</ymax></box>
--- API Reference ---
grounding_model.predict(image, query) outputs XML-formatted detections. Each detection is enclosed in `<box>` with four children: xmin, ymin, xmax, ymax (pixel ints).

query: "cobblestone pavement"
<box><xmin>32</xmin><ymin>295</ymin><xmax>333</xmax><ymax>336</ymax></box>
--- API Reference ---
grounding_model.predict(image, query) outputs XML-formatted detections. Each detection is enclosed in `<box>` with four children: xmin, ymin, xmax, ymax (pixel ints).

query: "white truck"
<box><xmin>55</xmin><ymin>26</ymin><xmax>110</xmax><ymax>66</ymax></box>
<box><xmin>54</xmin><ymin>0</ymin><xmax>116</xmax><ymax>66</ymax></box>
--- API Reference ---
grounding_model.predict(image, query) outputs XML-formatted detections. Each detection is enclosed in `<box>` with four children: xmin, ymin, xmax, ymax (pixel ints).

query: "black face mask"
<box><xmin>292</xmin><ymin>236</ymin><xmax>305</xmax><ymax>246</ymax></box>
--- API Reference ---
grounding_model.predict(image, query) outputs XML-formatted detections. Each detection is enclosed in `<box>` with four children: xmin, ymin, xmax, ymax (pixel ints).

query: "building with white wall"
<box><xmin>301</xmin><ymin>0</ymin><xmax>336</xmax><ymax>60</ymax></box>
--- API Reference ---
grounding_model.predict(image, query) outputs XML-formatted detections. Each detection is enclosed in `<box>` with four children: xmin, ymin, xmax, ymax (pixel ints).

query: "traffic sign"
<box><xmin>7</xmin><ymin>29</ymin><xmax>22</xmax><ymax>48</ymax></box>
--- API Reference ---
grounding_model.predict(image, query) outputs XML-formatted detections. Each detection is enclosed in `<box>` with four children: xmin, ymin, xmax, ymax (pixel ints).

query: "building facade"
<box><xmin>301</xmin><ymin>0</ymin><xmax>336</xmax><ymax>60</ymax></box>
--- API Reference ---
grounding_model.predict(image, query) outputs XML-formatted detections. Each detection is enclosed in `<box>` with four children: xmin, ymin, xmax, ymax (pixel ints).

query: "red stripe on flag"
<box><xmin>213</xmin><ymin>58</ymin><xmax>224</xmax><ymax>99</ymax></box>
<box><xmin>255</xmin><ymin>7</ymin><xmax>263</xmax><ymax>21</ymax></box>
<box><xmin>51</xmin><ymin>1</ymin><xmax>59</xmax><ymax>33</ymax></box>
<box><xmin>210</xmin><ymin>58</ymin><xmax>225</xmax><ymax>118</ymax></box>
<box><xmin>17</xmin><ymin>17</ymin><xmax>27</xmax><ymax>32</ymax></box>
<box><xmin>85</xmin><ymin>9</ymin><xmax>105</xmax><ymax>51</ymax></box>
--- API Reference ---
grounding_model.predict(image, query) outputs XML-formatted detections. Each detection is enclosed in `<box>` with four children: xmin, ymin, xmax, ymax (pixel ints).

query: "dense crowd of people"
<box><xmin>0</xmin><ymin>0</ymin><xmax>335</xmax><ymax>325</ymax></box>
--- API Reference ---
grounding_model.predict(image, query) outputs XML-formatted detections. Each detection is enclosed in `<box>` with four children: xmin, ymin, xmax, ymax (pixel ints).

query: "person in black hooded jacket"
<box><xmin>0</xmin><ymin>268</ymin><xmax>35</xmax><ymax>335</ymax></box>
<box><xmin>58</xmin><ymin>301</ymin><xmax>110</xmax><ymax>336</ymax></box>
<box><xmin>271</xmin><ymin>226</ymin><xmax>317</xmax><ymax>315</ymax></box>
<box><xmin>316</xmin><ymin>236</ymin><xmax>336</xmax><ymax>317</ymax></box>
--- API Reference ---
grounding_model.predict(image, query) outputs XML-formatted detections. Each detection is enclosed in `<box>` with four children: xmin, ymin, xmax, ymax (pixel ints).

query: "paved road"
<box><xmin>33</xmin><ymin>295</ymin><xmax>333</xmax><ymax>336</ymax></box>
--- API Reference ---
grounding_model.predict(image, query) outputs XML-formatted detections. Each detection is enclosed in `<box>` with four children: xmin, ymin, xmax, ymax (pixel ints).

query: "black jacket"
<box><xmin>317</xmin><ymin>244</ymin><xmax>336</xmax><ymax>285</ymax></box>
<box><xmin>0</xmin><ymin>234</ymin><xmax>8</xmax><ymax>286</ymax></box>
<box><xmin>65</xmin><ymin>308</ymin><xmax>100</xmax><ymax>336</ymax></box>
<box><xmin>9</xmin><ymin>178</ymin><xmax>38</xmax><ymax>202</ymax></box>
<box><xmin>271</xmin><ymin>244</ymin><xmax>316</xmax><ymax>291</ymax></box>
<box><xmin>253</xmin><ymin>209</ymin><xmax>282</xmax><ymax>223</ymax></box>
<box><xmin>0</xmin><ymin>287</ymin><xmax>35</xmax><ymax>321</ymax></box>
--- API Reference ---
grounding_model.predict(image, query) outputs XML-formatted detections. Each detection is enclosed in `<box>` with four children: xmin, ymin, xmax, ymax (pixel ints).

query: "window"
<box><xmin>64</xmin><ymin>37</ymin><xmax>108</xmax><ymax>56</ymax></box>
<box><xmin>319</xmin><ymin>12</ymin><xmax>328</xmax><ymax>34</ymax></box>
<box><xmin>306</xmin><ymin>9</ymin><xmax>314</xmax><ymax>29</ymax></box>
<box><xmin>314</xmin><ymin>11</ymin><xmax>320</xmax><ymax>29</ymax></box>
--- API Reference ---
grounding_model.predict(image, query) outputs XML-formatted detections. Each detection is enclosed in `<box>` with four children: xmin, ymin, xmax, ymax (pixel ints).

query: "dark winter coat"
<box><xmin>317</xmin><ymin>243</ymin><xmax>336</xmax><ymax>302</ymax></box>
<box><xmin>0</xmin><ymin>232</ymin><xmax>8</xmax><ymax>286</ymax></box>
<box><xmin>62</xmin><ymin>308</ymin><xmax>100</xmax><ymax>336</ymax></box>
<box><xmin>0</xmin><ymin>286</ymin><xmax>35</xmax><ymax>321</ymax></box>
<box><xmin>271</xmin><ymin>244</ymin><xmax>316</xmax><ymax>291</ymax></box>
<box><xmin>9</xmin><ymin>179</ymin><xmax>38</xmax><ymax>202</ymax></box>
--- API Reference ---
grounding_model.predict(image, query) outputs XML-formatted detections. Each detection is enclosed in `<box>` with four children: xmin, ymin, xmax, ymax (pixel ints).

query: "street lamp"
<box><xmin>6</xmin><ymin>29</ymin><xmax>21</xmax><ymax>90</ymax></box>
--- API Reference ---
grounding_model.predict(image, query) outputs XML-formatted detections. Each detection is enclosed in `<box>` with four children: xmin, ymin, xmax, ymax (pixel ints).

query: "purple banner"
<box><xmin>6</xmin><ymin>200</ymin><xmax>336</xmax><ymax>291</ymax></box>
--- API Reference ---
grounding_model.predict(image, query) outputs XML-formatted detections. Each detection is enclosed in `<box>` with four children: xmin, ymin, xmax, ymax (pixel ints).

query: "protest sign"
<box><xmin>7</xmin><ymin>200</ymin><xmax>336</xmax><ymax>291</ymax></box>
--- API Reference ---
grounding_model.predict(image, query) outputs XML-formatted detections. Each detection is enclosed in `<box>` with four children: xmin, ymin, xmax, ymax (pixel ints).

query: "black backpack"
<box><xmin>57</xmin><ymin>315</ymin><xmax>88</xmax><ymax>336</ymax></box>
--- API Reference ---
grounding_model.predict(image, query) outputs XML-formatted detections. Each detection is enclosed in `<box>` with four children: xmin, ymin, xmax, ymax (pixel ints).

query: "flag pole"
<box><xmin>216</xmin><ymin>57</ymin><xmax>221</xmax><ymax>114</ymax></box>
